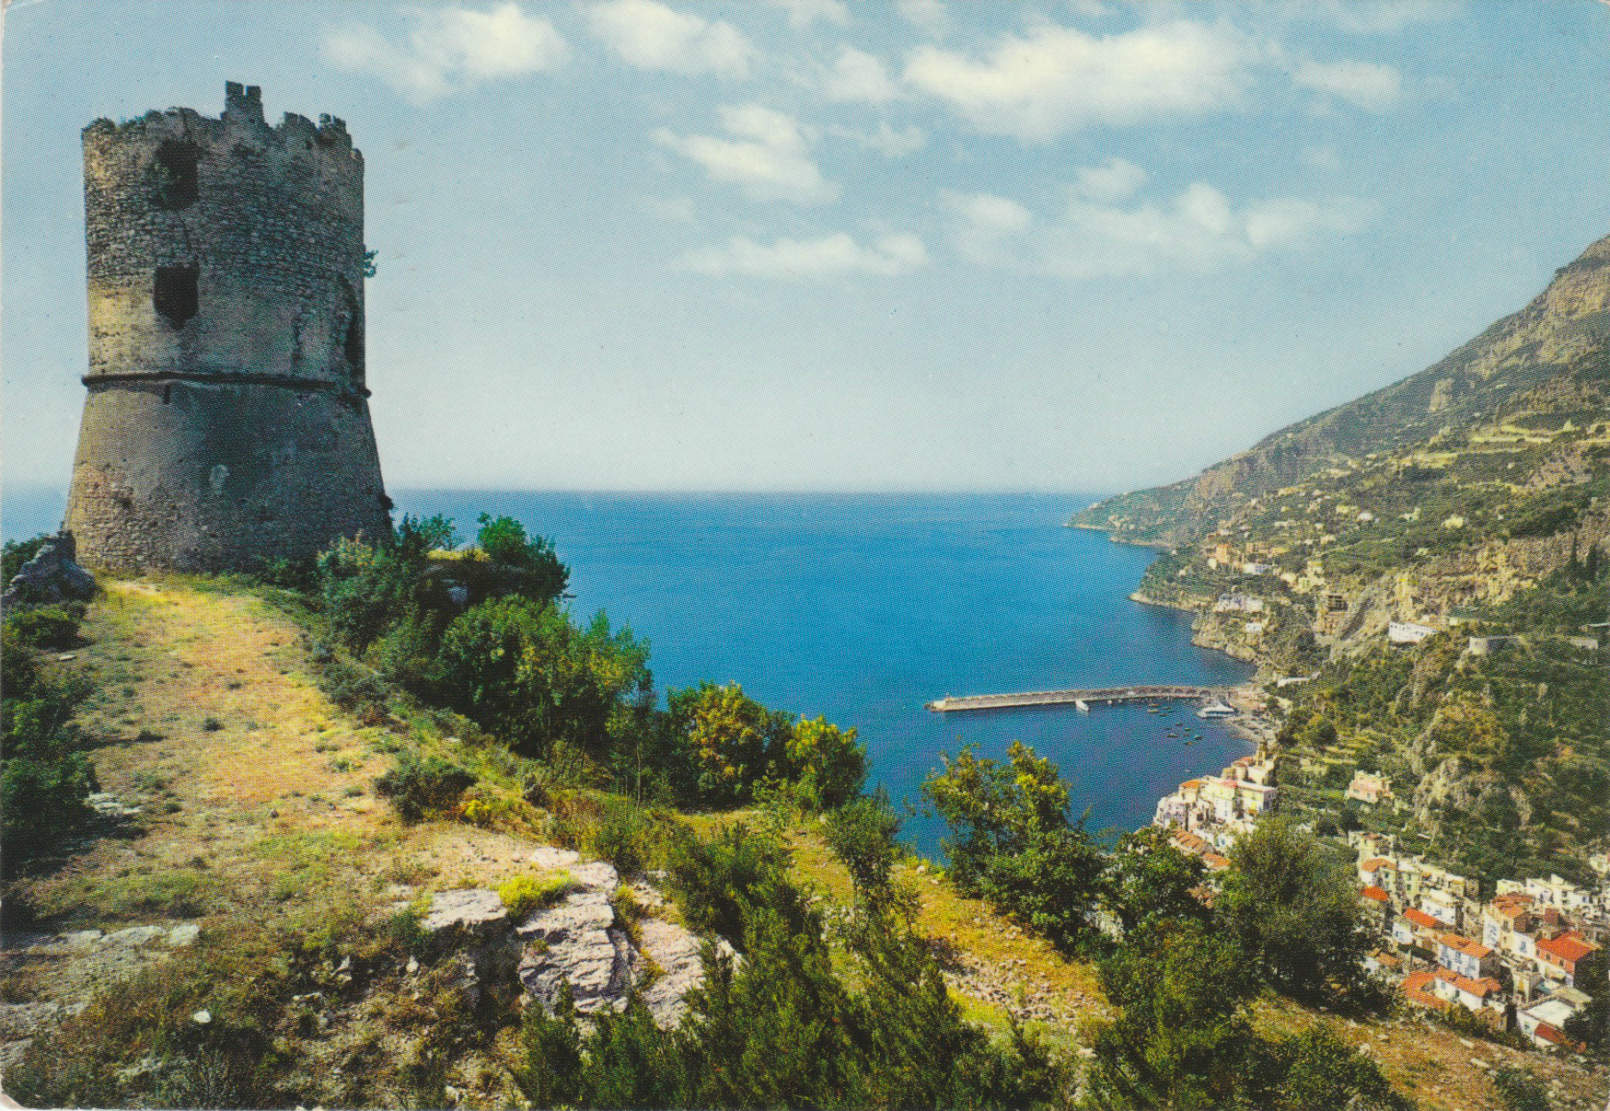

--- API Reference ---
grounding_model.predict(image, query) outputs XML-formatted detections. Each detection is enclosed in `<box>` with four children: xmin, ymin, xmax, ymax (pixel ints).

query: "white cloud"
<box><xmin>678</xmin><ymin>232</ymin><xmax>928</xmax><ymax>279</ymax></box>
<box><xmin>942</xmin><ymin>190</ymin><xmax>1034</xmax><ymax>265</ymax></box>
<box><xmin>904</xmin><ymin>20</ymin><xmax>1256</xmax><ymax>142</ymax></box>
<box><xmin>1308</xmin><ymin>1</ymin><xmax>1457</xmax><ymax>35</ymax></box>
<box><xmin>322</xmin><ymin>3</ymin><xmax>567</xmax><ymax>104</ymax></box>
<box><xmin>896</xmin><ymin>0</ymin><xmax>950</xmax><ymax>37</ymax></box>
<box><xmin>830</xmin><ymin>121</ymin><xmax>927</xmax><ymax>157</ymax></box>
<box><xmin>585</xmin><ymin>0</ymin><xmax>756</xmax><ymax>78</ymax></box>
<box><xmin>768</xmin><ymin>0</ymin><xmax>850</xmax><ymax>29</ymax></box>
<box><xmin>823</xmin><ymin>46</ymin><xmax>901</xmax><ymax>104</ymax></box>
<box><xmin>946</xmin><ymin>180</ymin><xmax>1373</xmax><ymax>278</ymax></box>
<box><xmin>1073</xmin><ymin>156</ymin><xmax>1147</xmax><ymax>202</ymax></box>
<box><xmin>1292</xmin><ymin>58</ymin><xmax>1402</xmax><ymax>113</ymax></box>
<box><xmin>655</xmin><ymin>104</ymin><xmax>839</xmax><ymax>204</ymax></box>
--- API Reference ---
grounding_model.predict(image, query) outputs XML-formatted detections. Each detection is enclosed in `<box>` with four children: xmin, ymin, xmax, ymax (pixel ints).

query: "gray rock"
<box><xmin>2</xmin><ymin>531</ymin><xmax>96</xmax><ymax>609</ymax></box>
<box><xmin>530</xmin><ymin>845</ymin><xmax>581</xmax><ymax>871</ymax></box>
<box><xmin>636</xmin><ymin>917</ymin><xmax>706</xmax><ymax>1028</ymax></box>
<box><xmin>101</xmin><ymin>925</ymin><xmax>167</xmax><ymax>947</ymax></box>
<box><xmin>0</xmin><ymin>1039</ymin><xmax>34</xmax><ymax>1071</ymax></box>
<box><xmin>0</xmin><ymin>1002</ymin><xmax>62</xmax><ymax>1041</ymax></box>
<box><xmin>421</xmin><ymin>888</ymin><xmax>508</xmax><ymax>936</ymax></box>
<box><xmin>165</xmin><ymin>923</ymin><xmax>201</xmax><ymax>947</ymax></box>
<box><xmin>517</xmin><ymin>889</ymin><xmax>630</xmax><ymax>1014</ymax></box>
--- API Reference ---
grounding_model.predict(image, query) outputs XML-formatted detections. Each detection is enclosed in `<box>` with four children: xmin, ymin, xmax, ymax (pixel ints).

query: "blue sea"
<box><xmin>4</xmin><ymin>489</ymin><xmax>1254</xmax><ymax>853</ymax></box>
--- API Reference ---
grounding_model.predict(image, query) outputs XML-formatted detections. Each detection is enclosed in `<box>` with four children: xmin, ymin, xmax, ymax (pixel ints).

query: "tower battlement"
<box><xmin>66</xmin><ymin>83</ymin><xmax>389</xmax><ymax>572</ymax></box>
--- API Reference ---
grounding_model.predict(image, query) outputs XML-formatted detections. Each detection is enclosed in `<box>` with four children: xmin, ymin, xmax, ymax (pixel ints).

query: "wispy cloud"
<box><xmin>822</xmin><ymin>46</ymin><xmax>901</xmax><ymax>104</ymax></box>
<box><xmin>946</xmin><ymin>173</ymin><xmax>1374</xmax><ymax>278</ymax></box>
<box><xmin>942</xmin><ymin>190</ymin><xmax>1033</xmax><ymax>266</ymax></box>
<box><xmin>1073</xmin><ymin>156</ymin><xmax>1147</xmax><ymax>202</ymax></box>
<box><xmin>830</xmin><ymin>121</ymin><xmax>927</xmax><ymax>158</ymax></box>
<box><xmin>896</xmin><ymin>0</ymin><xmax>950</xmax><ymax>38</ymax></box>
<box><xmin>655</xmin><ymin>104</ymin><xmax>839</xmax><ymax>204</ymax></box>
<box><xmin>768</xmin><ymin>0</ymin><xmax>851</xmax><ymax>29</ymax></box>
<box><xmin>1292</xmin><ymin>58</ymin><xmax>1402</xmax><ymax>112</ymax></box>
<box><xmin>584</xmin><ymin>0</ymin><xmax>756</xmax><ymax>78</ymax></box>
<box><xmin>678</xmin><ymin>231</ymin><xmax>928</xmax><ymax>279</ymax></box>
<box><xmin>904</xmin><ymin>20</ymin><xmax>1256</xmax><ymax>142</ymax></box>
<box><xmin>321</xmin><ymin>3</ymin><xmax>567</xmax><ymax>104</ymax></box>
<box><xmin>1307</xmin><ymin>0</ymin><xmax>1458</xmax><ymax>35</ymax></box>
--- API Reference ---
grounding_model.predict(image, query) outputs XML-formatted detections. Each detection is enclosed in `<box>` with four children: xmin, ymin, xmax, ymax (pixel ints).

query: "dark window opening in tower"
<box><xmin>154</xmin><ymin>265</ymin><xmax>199</xmax><ymax>328</ymax></box>
<box><xmin>150</xmin><ymin>141</ymin><xmax>200</xmax><ymax>210</ymax></box>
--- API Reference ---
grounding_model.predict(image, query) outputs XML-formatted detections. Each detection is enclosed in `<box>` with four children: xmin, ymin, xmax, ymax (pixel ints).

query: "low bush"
<box><xmin>374</xmin><ymin>755</ymin><xmax>476</xmax><ymax>821</ymax></box>
<box><xmin>499</xmin><ymin>871</ymin><xmax>575</xmax><ymax>919</ymax></box>
<box><xmin>4</xmin><ymin>603</ymin><xmax>86</xmax><ymax>649</ymax></box>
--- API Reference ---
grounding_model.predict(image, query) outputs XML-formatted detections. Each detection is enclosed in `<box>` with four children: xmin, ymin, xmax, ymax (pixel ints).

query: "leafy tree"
<box><xmin>436</xmin><ymin>598</ymin><xmax>650</xmax><ymax>759</ymax></box>
<box><xmin>777</xmin><ymin>715</ymin><xmax>866</xmax><ymax>810</ymax></box>
<box><xmin>1</xmin><ymin>533</ymin><xmax>49</xmax><ymax>584</ymax></box>
<box><xmin>474</xmin><ymin>512</ymin><xmax>569</xmax><ymax>603</ymax></box>
<box><xmin>1491</xmin><ymin>1066</ymin><xmax>1550</xmax><ymax>1111</ymax></box>
<box><xmin>825</xmin><ymin>789</ymin><xmax>904</xmax><ymax>907</ymax></box>
<box><xmin>1563</xmin><ymin>982</ymin><xmax>1608</xmax><ymax>1058</ymax></box>
<box><xmin>1088</xmin><ymin>918</ymin><xmax>1257</xmax><ymax>1109</ymax></box>
<box><xmin>923</xmin><ymin>741</ymin><xmax>1103</xmax><ymax>948</ymax></box>
<box><xmin>664</xmin><ymin>682</ymin><xmax>792</xmax><ymax>806</ymax></box>
<box><xmin>1218</xmin><ymin>816</ymin><xmax>1368</xmax><ymax>1000</ymax></box>
<box><xmin>1262</xmin><ymin>1025</ymin><xmax>1411</xmax><ymax>1111</ymax></box>
<box><xmin>1102</xmin><ymin>825</ymin><xmax>1210</xmax><ymax>934</ymax></box>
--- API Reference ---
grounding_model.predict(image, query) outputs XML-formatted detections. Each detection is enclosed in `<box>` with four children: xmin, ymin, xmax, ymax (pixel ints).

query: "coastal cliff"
<box><xmin>1077</xmin><ymin>232</ymin><xmax>1610</xmax><ymax>888</ymax></box>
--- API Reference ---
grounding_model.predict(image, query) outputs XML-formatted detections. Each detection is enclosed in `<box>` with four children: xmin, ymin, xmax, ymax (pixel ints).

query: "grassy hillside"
<box><xmin>4</xmin><ymin>580</ymin><xmax>1603</xmax><ymax>1108</ymax></box>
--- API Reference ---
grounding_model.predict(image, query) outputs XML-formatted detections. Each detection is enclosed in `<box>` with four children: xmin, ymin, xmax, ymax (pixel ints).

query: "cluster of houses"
<box><xmin>1149</xmin><ymin>750</ymin><xmax>1604</xmax><ymax>1055</ymax></box>
<box><xmin>1350</xmin><ymin>831</ymin><xmax>1605</xmax><ymax>1052</ymax></box>
<box><xmin>1153</xmin><ymin>742</ymin><xmax>1280</xmax><ymax>870</ymax></box>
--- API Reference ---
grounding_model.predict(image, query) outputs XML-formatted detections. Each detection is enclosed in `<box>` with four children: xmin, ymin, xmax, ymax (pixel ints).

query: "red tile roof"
<box><xmin>1433</xmin><ymin>968</ymin><xmax>1502</xmax><ymax>999</ymax></box>
<box><xmin>1203</xmin><ymin>853</ymin><xmax>1231</xmax><ymax>871</ymax></box>
<box><xmin>1360</xmin><ymin>858</ymin><xmax>1391</xmax><ymax>873</ymax></box>
<box><xmin>1538</xmin><ymin>932</ymin><xmax>1597</xmax><ymax>966</ymax></box>
<box><xmin>1438</xmin><ymin>933</ymin><xmax>1494</xmax><ymax>960</ymax></box>
<box><xmin>1361</xmin><ymin>885</ymin><xmax>1390</xmax><ymax>904</ymax></box>
<box><xmin>1402</xmin><ymin>970</ymin><xmax>1449</xmax><ymax>1011</ymax></box>
<box><xmin>1403</xmin><ymin>908</ymin><xmax>1439</xmax><ymax>930</ymax></box>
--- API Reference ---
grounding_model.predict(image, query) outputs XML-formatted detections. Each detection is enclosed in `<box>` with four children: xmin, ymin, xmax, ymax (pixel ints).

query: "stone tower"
<box><xmin>64</xmin><ymin>82</ymin><xmax>390</xmax><ymax>571</ymax></box>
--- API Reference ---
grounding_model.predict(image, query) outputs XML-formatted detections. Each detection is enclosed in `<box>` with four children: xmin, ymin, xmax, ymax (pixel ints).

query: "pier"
<box><xmin>926</xmin><ymin>685</ymin><xmax>1221</xmax><ymax>713</ymax></box>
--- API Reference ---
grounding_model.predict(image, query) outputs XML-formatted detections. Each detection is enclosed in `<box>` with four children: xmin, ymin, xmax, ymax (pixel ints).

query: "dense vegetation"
<box><xmin>308</xmin><ymin>512</ymin><xmax>865</xmax><ymax>814</ymax></box>
<box><xmin>921</xmin><ymin>742</ymin><xmax>1402</xmax><ymax>1108</ymax></box>
<box><xmin>2</xmin><ymin>586</ymin><xmax>98</xmax><ymax>872</ymax></box>
<box><xmin>519</xmin><ymin>813</ymin><xmax>1065</xmax><ymax>1110</ymax></box>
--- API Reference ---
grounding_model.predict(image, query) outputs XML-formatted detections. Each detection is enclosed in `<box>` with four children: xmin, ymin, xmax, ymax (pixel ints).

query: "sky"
<box><xmin>4</xmin><ymin>0</ymin><xmax>1609</xmax><ymax>499</ymax></box>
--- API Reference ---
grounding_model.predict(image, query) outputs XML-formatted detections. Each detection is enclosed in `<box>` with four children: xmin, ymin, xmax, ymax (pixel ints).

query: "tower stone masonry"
<box><xmin>64</xmin><ymin>81</ymin><xmax>390</xmax><ymax>571</ymax></box>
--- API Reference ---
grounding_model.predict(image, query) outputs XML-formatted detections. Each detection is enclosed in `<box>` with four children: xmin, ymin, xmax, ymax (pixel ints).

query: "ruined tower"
<box><xmin>64</xmin><ymin>82</ymin><xmax>390</xmax><ymax>571</ymax></box>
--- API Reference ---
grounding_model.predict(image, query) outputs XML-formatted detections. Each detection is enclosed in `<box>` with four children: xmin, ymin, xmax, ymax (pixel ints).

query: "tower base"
<box><xmin>65</xmin><ymin>377</ymin><xmax>390</xmax><ymax>572</ymax></box>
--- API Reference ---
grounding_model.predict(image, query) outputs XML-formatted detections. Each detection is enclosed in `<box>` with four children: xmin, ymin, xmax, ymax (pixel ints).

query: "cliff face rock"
<box><xmin>1077</xmin><ymin>233</ymin><xmax>1610</xmax><ymax>546</ymax></box>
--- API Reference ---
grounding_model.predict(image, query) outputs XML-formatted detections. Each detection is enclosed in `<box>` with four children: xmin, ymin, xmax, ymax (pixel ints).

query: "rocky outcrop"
<box><xmin>2</xmin><ymin>531</ymin><xmax>96</xmax><ymax>609</ymax></box>
<box><xmin>419</xmin><ymin>847</ymin><xmax>713</xmax><ymax>1028</ymax></box>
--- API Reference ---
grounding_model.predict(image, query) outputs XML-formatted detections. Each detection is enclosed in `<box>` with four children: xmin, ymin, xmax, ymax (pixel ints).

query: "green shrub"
<box><xmin>2</xmin><ymin>627</ymin><xmax>97</xmax><ymax>864</ymax></box>
<box><xmin>1</xmin><ymin>534</ymin><xmax>49</xmax><ymax>585</ymax></box>
<box><xmin>923</xmin><ymin>742</ymin><xmax>1104</xmax><ymax>949</ymax></box>
<box><xmin>589</xmin><ymin>798</ymin><xmax>655</xmax><ymax>875</ymax></box>
<box><xmin>374</xmin><ymin>755</ymin><xmax>476</xmax><ymax>821</ymax></box>
<box><xmin>4</xmin><ymin>603</ymin><xmax>85</xmax><ymax>649</ymax></box>
<box><xmin>499</xmin><ymin>871</ymin><xmax>575</xmax><ymax>918</ymax></box>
